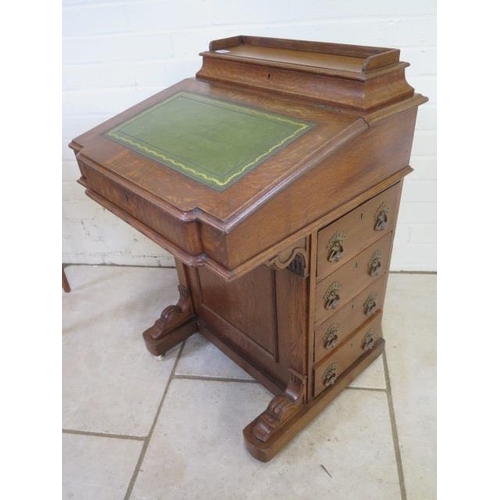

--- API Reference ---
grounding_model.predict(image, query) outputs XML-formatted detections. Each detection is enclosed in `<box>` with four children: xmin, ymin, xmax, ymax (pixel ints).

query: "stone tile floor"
<box><xmin>62</xmin><ymin>266</ymin><xmax>436</xmax><ymax>500</ymax></box>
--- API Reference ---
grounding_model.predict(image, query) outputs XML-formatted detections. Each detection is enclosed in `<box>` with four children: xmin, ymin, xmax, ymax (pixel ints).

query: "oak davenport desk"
<box><xmin>69</xmin><ymin>36</ymin><xmax>427</xmax><ymax>462</ymax></box>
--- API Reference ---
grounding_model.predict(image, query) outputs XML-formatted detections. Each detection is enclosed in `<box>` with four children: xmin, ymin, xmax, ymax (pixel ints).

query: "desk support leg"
<box><xmin>243</xmin><ymin>338</ymin><xmax>385</xmax><ymax>462</ymax></box>
<box><xmin>143</xmin><ymin>261</ymin><xmax>197</xmax><ymax>357</ymax></box>
<box><xmin>247</xmin><ymin>370</ymin><xmax>306</xmax><ymax>443</ymax></box>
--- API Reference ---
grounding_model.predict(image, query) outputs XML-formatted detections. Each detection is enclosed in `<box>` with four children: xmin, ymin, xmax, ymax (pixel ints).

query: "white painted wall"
<box><xmin>62</xmin><ymin>0</ymin><xmax>436</xmax><ymax>271</ymax></box>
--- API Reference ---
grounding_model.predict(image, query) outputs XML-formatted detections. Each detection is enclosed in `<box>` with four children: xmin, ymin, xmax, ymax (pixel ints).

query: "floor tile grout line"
<box><xmin>173</xmin><ymin>375</ymin><xmax>388</xmax><ymax>390</ymax></box>
<box><xmin>172</xmin><ymin>374</ymin><xmax>385</xmax><ymax>390</ymax></box>
<box><xmin>172</xmin><ymin>373</ymin><xmax>259</xmax><ymax>384</ymax></box>
<box><xmin>345</xmin><ymin>386</ymin><xmax>387</xmax><ymax>393</ymax></box>
<box><xmin>62</xmin><ymin>429</ymin><xmax>145</xmax><ymax>442</ymax></box>
<box><xmin>63</xmin><ymin>263</ymin><xmax>436</xmax><ymax>276</ymax></box>
<box><xmin>389</xmin><ymin>270</ymin><xmax>436</xmax><ymax>275</ymax></box>
<box><xmin>123</xmin><ymin>341</ymin><xmax>186</xmax><ymax>500</ymax></box>
<box><xmin>63</xmin><ymin>263</ymin><xmax>177</xmax><ymax>270</ymax></box>
<box><xmin>174</xmin><ymin>374</ymin><xmax>388</xmax><ymax>391</ymax></box>
<box><xmin>383</xmin><ymin>351</ymin><xmax>408</xmax><ymax>500</ymax></box>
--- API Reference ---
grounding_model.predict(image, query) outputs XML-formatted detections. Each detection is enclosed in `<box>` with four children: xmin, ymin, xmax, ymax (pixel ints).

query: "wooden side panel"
<box><xmin>197</xmin><ymin>266</ymin><xmax>277</xmax><ymax>357</ymax></box>
<box><xmin>189</xmin><ymin>262</ymin><xmax>309</xmax><ymax>393</ymax></box>
<box><xmin>194</xmin><ymin>265</ymin><xmax>288</xmax><ymax>389</ymax></box>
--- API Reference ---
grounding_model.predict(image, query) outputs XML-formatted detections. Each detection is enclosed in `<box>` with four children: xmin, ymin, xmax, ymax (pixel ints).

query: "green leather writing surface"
<box><xmin>105</xmin><ymin>92</ymin><xmax>313</xmax><ymax>190</ymax></box>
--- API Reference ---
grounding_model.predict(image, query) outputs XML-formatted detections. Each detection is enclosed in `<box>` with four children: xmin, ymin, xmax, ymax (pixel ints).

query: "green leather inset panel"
<box><xmin>105</xmin><ymin>92</ymin><xmax>313</xmax><ymax>190</ymax></box>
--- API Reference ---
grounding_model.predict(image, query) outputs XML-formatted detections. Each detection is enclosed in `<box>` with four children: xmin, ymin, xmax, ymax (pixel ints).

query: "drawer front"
<box><xmin>314</xmin><ymin>274</ymin><xmax>388</xmax><ymax>363</ymax></box>
<box><xmin>317</xmin><ymin>183</ymin><xmax>401</xmax><ymax>280</ymax></box>
<box><xmin>313</xmin><ymin>313</ymin><xmax>382</xmax><ymax>398</ymax></box>
<box><xmin>84</xmin><ymin>164</ymin><xmax>203</xmax><ymax>256</ymax></box>
<box><xmin>315</xmin><ymin>232</ymin><xmax>392</xmax><ymax>325</ymax></box>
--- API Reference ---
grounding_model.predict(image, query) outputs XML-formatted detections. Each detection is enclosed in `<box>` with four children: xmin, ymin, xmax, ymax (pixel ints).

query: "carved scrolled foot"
<box><xmin>249</xmin><ymin>372</ymin><xmax>306</xmax><ymax>443</ymax></box>
<box><xmin>244</xmin><ymin>338</ymin><xmax>385</xmax><ymax>462</ymax></box>
<box><xmin>143</xmin><ymin>285</ymin><xmax>197</xmax><ymax>357</ymax></box>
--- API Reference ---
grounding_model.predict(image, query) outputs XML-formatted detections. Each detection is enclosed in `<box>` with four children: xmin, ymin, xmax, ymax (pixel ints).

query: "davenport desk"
<box><xmin>70</xmin><ymin>36</ymin><xmax>427</xmax><ymax>461</ymax></box>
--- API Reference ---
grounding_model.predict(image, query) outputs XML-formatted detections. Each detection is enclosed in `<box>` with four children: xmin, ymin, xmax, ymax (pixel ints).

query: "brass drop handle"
<box><xmin>325</xmin><ymin>291</ymin><xmax>340</xmax><ymax>310</ymax></box>
<box><xmin>324</xmin><ymin>282</ymin><xmax>341</xmax><ymax>310</ymax></box>
<box><xmin>368</xmin><ymin>251</ymin><xmax>382</xmax><ymax>277</ymax></box>
<box><xmin>328</xmin><ymin>241</ymin><xmax>344</xmax><ymax>262</ymax></box>
<box><xmin>323</xmin><ymin>324</ymin><xmax>339</xmax><ymax>350</ymax></box>
<box><xmin>363</xmin><ymin>294</ymin><xmax>377</xmax><ymax>316</ymax></box>
<box><xmin>323</xmin><ymin>364</ymin><xmax>337</xmax><ymax>387</ymax></box>
<box><xmin>362</xmin><ymin>331</ymin><xmax>376</xmax><ymax>351</ymax></box>
<box><xmin>369</xmin><ymin>259</ymin><xmax>381</xmax><ymax>276</ymax></box>
<box><xmin>374</xmin><ymin>206</ymin><xmax>390</xmax><ymax>231</ymax></box>
<box><xmin>327</xmin><ymin>231</ymin><xmax>346</xmax><ymax>262</ymax></box>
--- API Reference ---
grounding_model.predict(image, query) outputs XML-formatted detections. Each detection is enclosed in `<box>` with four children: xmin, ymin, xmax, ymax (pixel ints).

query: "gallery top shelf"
<box><xmin>197</xmin><ymin>35</ymin><xmax>414</xmax><ymax>110</ymax></box>
<box><xmin>204</xmin><ymin>35</ymin><xmax>403</xmax><ymax>77</ymax></box>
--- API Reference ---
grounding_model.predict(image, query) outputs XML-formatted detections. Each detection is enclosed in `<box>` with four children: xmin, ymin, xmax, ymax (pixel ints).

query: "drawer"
<box><xmin>84</xmin><ymin>163</ymin><xmax>203</xmax><ymax>256</ymax></box>
<box><xmin>313</xmin><ymin>312</ymin><xmax>382</xmax><ymax>398</ymax></box>
<box><xmin>317</xmin><ymin>183</ymin><xmax>401</xmax><ymax>280</ymax></box>
<box><xmin>315</xmin><ymin>232</ymin><xmax>392</xmax><ymax>325</ymax></box>
<box><xmin>314</xmin><ymin>274</ymin><xmax>388</xmax><ymax>363</ymax></box>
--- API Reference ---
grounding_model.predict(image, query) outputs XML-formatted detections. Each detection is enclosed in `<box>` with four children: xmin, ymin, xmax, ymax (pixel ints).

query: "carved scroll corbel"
<box><xmin>143</xmin><ymin>284</ymin><xmax>193</xmax><ymax>342</ymax></box>
<box><xmin>266</xmin><ymin>237</ymin><xmax>310</xmax><ymax>277</ymax></box>
<box><xmin>251</xmin><ymin>371</ymin><xmax>306</xmax><ymax>443</ymax></box>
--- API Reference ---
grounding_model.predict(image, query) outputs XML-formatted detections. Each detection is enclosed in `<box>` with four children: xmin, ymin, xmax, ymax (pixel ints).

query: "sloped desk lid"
<box><xmin>70</xmin><ymin>78</ymin><xmax>365</xmax><ymax>229</ymax></box>
<box><xmin>104</xmin><ymin>91</ymin><xmax>314</xmax><ymax>191</ymax></box>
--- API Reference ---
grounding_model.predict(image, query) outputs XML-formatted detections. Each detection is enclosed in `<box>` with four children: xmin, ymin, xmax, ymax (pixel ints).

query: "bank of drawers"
<box><xmin>317</xmin><ymin>183</ymin><xmax>400</xmax><ymax>281</ymax></box>
<box><xmin>314</xmin><ymin>274</ymin><xmax>388</xmax><ymax>363</ymax></box>
<box><xmin>312</xmin><ymin>183</ymin><xmax>400</xmax><ymax>399</ymax></box>
<box><xmin>313</xmin><ymin>312</ymin><xmax>382</xmax><ymax>397</ymax></box>
<box><xmin>315</xmin><ymin>231</ymin><xmax>392</xmax><ymax>325</ymax></box>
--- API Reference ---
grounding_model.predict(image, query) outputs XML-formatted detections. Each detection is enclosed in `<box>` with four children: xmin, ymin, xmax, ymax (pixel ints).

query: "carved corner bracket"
<box><xmin>266</xmin><ymin>237</ymin><xmax>310</xmax><ymax>277</ymax></box>
<box><xmin>250</xmin><ymin>370</ymin><xmax>306</xmax><ymax>443</ymax></box>
<box><xmin>142</xmin><ymin>284</ymin><xmax>197</xmax><ymax>357</ymax></box>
